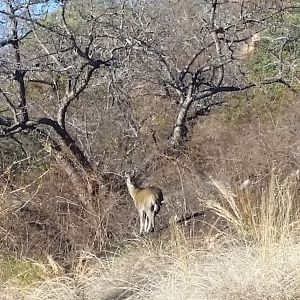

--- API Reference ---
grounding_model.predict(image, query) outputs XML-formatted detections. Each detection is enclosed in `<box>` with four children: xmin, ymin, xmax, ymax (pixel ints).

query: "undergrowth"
<box><xmin>1</xmin><ymin>171</ymin><xmax>300</xmax><ymax>300</ymax></box>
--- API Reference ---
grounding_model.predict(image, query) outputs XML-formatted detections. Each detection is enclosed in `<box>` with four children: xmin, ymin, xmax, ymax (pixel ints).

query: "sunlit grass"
<box><xmin>208</xmin><ymin>170</ymin><xmax>300</xmax><ymax>250</ymax></box>
<box><xmin>1</xmin><ymin>171</ymin><xmax>300</xmax><ymax>299</ymax></box>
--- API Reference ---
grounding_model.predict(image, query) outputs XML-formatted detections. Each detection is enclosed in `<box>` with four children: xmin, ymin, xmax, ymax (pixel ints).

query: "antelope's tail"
<box><xmin>153</xmin><ymin>202</ymin><xmax>160</xmax><ymax>214</ymax></box>
<box><xmin>153</xmin><ymin>192</ymin><xmax>163</xmax><ymax>214</ymax></box>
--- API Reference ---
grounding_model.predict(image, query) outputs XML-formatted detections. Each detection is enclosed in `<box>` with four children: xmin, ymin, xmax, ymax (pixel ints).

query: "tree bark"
<box><xmin>33</xmin><ymin>127</ymin><xmax>98</xmax><ymax>209</ymax></box>
<box><xmin>54</xmin><ymin>151</ymin><xmax>95</xmax><ymax>211</ymax></box>
<box><xmin>170</xmin><ymin>87</ymin><xmax>194</xmax><ymax>146</ymax></box>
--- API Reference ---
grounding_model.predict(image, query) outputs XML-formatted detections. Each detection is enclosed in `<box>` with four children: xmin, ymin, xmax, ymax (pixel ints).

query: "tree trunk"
<box><xmin>56</xmin><ymin>131</ymin><xmax>99</xmax><ymax>198</ymax></box>
<box><xmin>37</xmin><ymin>119</ymin><xmax>99</xmax><ymax>197</ymax></box>
<box><xmin>36</xmin><ymin>128</ymin><xmax>98</xmax><ymax>209</ymax></box>
<box><xmin>170</xmin><ymin>89</ymin><xmax>194</xmax><ymax>146</ymax></box>
<box><xmin>54</xmin><ymin>151</ymin><xmax>96</xmax><ymax>212</ymax></box>
<box><xmin>38</xmin><ymin>118</ymin><xmax>94</xmax><ymax>171</ymax></box>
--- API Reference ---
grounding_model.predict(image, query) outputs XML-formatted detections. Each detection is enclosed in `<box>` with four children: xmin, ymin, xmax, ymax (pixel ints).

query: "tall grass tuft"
<box><xmin>208</xmin><ymin>170</ymin><xmax>300</xmax><ymax>250</ymax></box>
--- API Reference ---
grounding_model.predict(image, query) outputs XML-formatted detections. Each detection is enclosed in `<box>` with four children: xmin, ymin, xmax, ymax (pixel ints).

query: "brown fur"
<box><xmin>125</xmin><ymin>173</ymin><xmax>164</xmax><ymax>234</ymax></box>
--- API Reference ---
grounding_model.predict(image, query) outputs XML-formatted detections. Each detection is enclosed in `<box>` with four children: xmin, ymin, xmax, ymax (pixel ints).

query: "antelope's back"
<box><xmin>134</xmin><ymin>187</ymin><xmax>163</xmax><ymax>208</ymax></box>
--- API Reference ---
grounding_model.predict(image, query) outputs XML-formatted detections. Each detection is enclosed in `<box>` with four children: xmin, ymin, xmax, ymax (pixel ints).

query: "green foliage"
<box><xmin>0</xmin><ymin>138</ymin><xmax>25</xmax><ymax>170</ymax></box>
<box><xmin>0</xmin><ymin>134</ymin><xmax>50</xmax><ymax>185</ymax></box>
<box><xmin>247</xmin><ymin>8</ymin><xmax>300</xmax><ymax>83</ymax></box>
<box><xmin>40</xmin><ymin>0</ymin><xmax>122</xmax><ymax>33</ymax></box>
<box><xmin>0</xmin><ymin>256</ymin><xmax>44</xmax><ymax>286</ymax></box>
<box><xmin>236</xmin><ymin>8</ymin><xmax>300</xmax><ymax>126</ymax></box>
<box><xmin>221</xmin><ymin>86</ymin><xmax>291</xmax><ymax>125</ymax></box>
<box><xmin>154</xmin><ymin>112</ymin><xmax>173</xmax><ymax>132</ymax></box>
<box><xmin>246</xmin><ymin>41</ymin><xmax>277</xmax><ymax>80</ymax></box>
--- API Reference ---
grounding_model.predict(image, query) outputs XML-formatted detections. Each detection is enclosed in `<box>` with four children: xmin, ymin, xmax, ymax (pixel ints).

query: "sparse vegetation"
<box><xmin>2</xmin><ymin>173</ymin><xmax>300</xmax><ymax>299</ymax></box>
<box><xmin>0</xmin><ymin>0</ymin><xmax>300</xmax><ymax>299</ymax></box>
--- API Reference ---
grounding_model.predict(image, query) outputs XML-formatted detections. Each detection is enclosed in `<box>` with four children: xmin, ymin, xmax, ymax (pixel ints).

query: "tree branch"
<box><xmin>0</xmin><ymin>87</ymin><xmax>18</xmax><ymax>122</ymax></box>
<box><xmin>0</xmin><ymin>30</ymin><xmax>32</xmax><ymax>48</ymax></box>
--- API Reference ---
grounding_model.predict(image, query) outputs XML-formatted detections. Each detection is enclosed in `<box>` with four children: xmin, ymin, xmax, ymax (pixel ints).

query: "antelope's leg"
<box><xmin>139</xmin><ymin>210</ymin><xmax>144</xmax><ymax>235</ymax></box>
<box><xmin>145</xmin><ymin>212</ymin><xmax>152</xmax><ymax>233</ymax></box>
<box><xmin>144</xmin><ymin>213</ymin><xmax>149</xmax><ymax>233</ymax></box>
<box><xmin>151</xmin><ymin>213</ymin><xmax>155</xmax><ymax>232</ymax></box>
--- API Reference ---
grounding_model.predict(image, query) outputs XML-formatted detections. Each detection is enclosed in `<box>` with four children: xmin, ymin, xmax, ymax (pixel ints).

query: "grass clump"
<box><xmin>208</xmin><ymin>170</ymin><xmax>300</xmax><ymax>250</ymax></box>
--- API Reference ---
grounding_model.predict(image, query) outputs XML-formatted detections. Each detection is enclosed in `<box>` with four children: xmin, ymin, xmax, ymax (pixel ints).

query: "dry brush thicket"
<box><xmin>0</xmin><ymin>0</ymin><xmax>300</xmax><ymax>299</ymax></box>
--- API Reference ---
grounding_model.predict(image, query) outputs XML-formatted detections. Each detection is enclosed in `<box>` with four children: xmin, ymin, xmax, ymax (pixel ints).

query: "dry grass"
<box><xmin>1</xmin><ymin>171</ymin><xmax>300</xmax><ymax>300</ymax></box>
<box><xmin>208</xmin><ymin>170</ymin><xmax>300</xmax><ymax>249</ymax></box>
<box><xmin>5</xmin><ymin>238</ymin><xmax>300</xmax><ymax>300</ymax></box>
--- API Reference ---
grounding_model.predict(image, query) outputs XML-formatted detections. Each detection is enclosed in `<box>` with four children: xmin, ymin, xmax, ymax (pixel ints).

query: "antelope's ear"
<box><xmin>124</xmin><ymin>170</ymin><xmax>134</xmax><ymax>178</ymax></box>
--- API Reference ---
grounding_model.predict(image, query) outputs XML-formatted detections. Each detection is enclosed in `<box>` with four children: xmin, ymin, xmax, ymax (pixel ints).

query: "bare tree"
<box><xmin>115</xmin><ymin>0</ymin><xmax>298</xmax><ymax>146</ymax></box>
<box><xmin>0</xmin><ymin>0</ymin><xmax>298</xmax><ymax>201</ymax></box>
<box><xmin>0</xmin><ymin>0</ymin><xmax>125</xmax><ymax>206</ymax></box>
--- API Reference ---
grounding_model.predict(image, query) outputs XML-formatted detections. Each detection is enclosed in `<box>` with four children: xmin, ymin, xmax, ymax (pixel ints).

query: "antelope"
<box><xmin>125</xmin><ymin>172</ymin><xmax>164</xmax><ymax>235</ymax></box>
